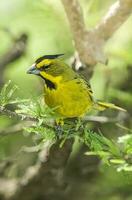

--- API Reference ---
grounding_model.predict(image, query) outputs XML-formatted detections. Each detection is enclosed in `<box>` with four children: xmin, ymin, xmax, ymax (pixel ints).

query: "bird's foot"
<box><xmin>55</xmin><ymin>119</ymin><xmax>64</xmax><ymax>138</ymax></box>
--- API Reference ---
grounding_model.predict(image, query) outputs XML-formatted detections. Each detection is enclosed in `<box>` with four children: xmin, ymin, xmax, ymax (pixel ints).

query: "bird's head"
<box><xmin>27</xmin><ymin>54</ymin><xmax>65</xmax><ymax>89</ymax></box>
<box><xmin>27</xmin><ymin>54</ymin><xmax>64</xmax><ymax>76</ymax></box>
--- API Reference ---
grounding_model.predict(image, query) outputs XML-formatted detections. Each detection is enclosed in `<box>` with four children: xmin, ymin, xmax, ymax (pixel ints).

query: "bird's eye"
<box><xmin>44</xmin><ymin>65</ymin><xmax>50</xmax><ymax>69</ymax></box>
<box><xmin>40</xmin><ymin>65</ymin><xmax>50</xmax><ymax>71</ymax></box>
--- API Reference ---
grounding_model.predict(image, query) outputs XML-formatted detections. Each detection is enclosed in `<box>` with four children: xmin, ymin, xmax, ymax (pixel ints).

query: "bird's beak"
<box><xmin>27</xmin><ymin>64</ymin><xmax>40</xmax><ymax>75</ymax></box>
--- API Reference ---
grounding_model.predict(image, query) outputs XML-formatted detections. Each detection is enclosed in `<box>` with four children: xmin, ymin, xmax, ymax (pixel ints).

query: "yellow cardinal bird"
<box><xmin>27</xmin><ymin>54</ymin><xmax>125</xmax><ymax>119</ymax></box>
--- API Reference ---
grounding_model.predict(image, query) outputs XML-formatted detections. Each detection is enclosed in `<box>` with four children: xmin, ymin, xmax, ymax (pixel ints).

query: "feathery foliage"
<box><xmin>0</xmin><ymin>81</ymin><xmax>132</xmax><ymax>172</ymax></box>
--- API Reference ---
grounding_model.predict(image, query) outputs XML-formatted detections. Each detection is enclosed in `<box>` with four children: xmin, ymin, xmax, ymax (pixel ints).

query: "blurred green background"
<box><xmin>0</xmin><ymin>0</ymin><xmax>132</xmax><ymax>200</ymax></box>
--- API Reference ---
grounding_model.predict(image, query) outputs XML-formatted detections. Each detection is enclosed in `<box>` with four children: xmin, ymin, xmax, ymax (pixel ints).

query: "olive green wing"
<box><xmin>78</xmin><ymin>73</ymin><xmax>93</xmax><ymax>98</ymax></box>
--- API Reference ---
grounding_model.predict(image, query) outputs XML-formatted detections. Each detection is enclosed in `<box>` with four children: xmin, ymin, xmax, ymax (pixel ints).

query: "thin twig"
<box><xmin>83</xmin><ymin>115</ymin><xmax>118</xmax><ymax>123</ymax></box>
<box><xmin>0</xmin><ymin>106</ymin><xmax>54</xmax><ymax>133</ymax></box>
<box><xmin>0</xmin><ymin>106</ymin><xmax>35</xmax><ymax>121</ymax></box>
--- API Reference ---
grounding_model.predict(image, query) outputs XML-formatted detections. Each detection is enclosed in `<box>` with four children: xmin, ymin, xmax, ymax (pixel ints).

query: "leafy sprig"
<box><xmin>0</xmin><ymin>80</ymin><xmax>18</xmax><ymax>106</ymax></box>
<box><xmin>0</xmin><ymin>81</ymin><xmax>132</xmax><ymax>171</ymax></box>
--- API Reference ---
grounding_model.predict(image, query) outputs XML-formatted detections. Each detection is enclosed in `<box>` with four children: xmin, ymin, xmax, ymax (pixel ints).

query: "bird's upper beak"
<box><xmin>27</xmin><ymin>63</ymin><xmax>40</xmax><ymax>75</ymax></box>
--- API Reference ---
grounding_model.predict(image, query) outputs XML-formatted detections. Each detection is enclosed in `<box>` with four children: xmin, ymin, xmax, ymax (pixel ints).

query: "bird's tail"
<box><xmin>94</xmin><ymin>101</ymin><xmax>126</xmax><ymax>112</ymax></box>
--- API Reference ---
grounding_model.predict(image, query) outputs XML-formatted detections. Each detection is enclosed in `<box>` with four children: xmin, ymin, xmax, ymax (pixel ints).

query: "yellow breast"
<box><xmin>44</xmin><ymin>79</ymin><xmax>93</xmax><ymax>118</ymax></box>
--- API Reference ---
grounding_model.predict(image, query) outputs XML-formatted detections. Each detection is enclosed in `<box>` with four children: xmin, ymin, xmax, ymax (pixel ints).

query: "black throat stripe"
<box><xmin>44</xmin><ymin>78</ymin><xmax>56</xmax><ymax>90</ymax></box>
<box><xmin>39</xmin><ymin>75</ymin><xmax>56</xmax><ymax>90</ymax></box>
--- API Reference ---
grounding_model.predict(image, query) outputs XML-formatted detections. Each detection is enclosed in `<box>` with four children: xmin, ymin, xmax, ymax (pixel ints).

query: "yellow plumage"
<box><xmin>27</xmin><ymin>54</ymin><xmax>126</xmax><ymax>119</ymax></box>
<box><xmin>44</xmin><ymin>78</ymin><xmax>93</xmax><ymax>118</ymax></box>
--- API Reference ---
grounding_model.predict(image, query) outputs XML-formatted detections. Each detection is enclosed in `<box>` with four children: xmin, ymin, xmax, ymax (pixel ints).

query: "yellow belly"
<box><xmin>44</xmin><ymin>80</ymin><xmax>93</xmax><ymax>118</ymax></box>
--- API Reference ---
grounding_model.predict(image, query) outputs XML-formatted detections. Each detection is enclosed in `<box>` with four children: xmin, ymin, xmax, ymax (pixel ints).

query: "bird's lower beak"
<box><xmin>27</xmin><ymin>64</ymin><xmax>40</xmax><ymax>75</ymax></box>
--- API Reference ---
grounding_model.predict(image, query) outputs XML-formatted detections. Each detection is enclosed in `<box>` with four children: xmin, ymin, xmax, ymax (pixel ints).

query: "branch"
<box><xmin>0</xmin><ymin>106</ymin><xmax>119</xmax><ymax>135</ymax></box>
<box><xmin>0</xmin><ymin>34</ymin><xmax>28</xmax><ymax>69</ymax></box>
<box><xmin>61</xmin><ymin>0</ymin><xmax>132</xmax><ymax>70</ymax></box>
<box><xmin>0</xmin><ymin>106</ymin><xmax>34</xmax><ymax>121</ymax></box>
<box><xmin>0</xmin><ymin>33</ymin><xmax>28</xmax><ymax>85</ymax></box>
<box><xmin>83</xmin><ymin>115</ymin><xmax>118</xmax><ymax>123</ymax></box>
<box><xmin>0</xmin><ymin>106</ymin><xmax>56</xmax><ymax>136</ymax></box>
<box><xmin>61</xmin><ymin>0</ymin><xmax>99</xmax><ymax>69</ymax></box>
<box><xmin>95</xmin><ymin>0</ymin><xmax>132</xmax><ymax>40</ymax></box>
<box><xmin>61</xmin><ymin>0</ymin><xmax>89</xmax><ymax>62</ymax></box>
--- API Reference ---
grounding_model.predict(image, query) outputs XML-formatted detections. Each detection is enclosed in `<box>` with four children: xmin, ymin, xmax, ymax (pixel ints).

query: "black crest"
<box><xmin>35</xmin><ymin>54</ymin><xmax>64</xmax><ymax>64</ymax></box>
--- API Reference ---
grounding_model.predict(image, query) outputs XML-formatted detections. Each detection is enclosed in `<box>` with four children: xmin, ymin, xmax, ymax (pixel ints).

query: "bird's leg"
<box><xmin>54</xmin><ymin>118</ymin><xmax>64</xmax><ymax>138</ymax></box>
